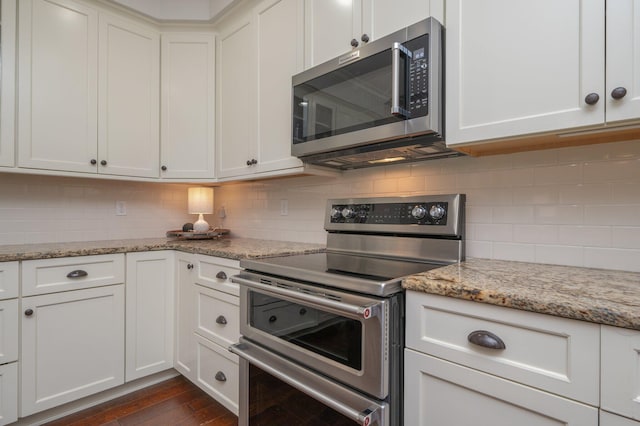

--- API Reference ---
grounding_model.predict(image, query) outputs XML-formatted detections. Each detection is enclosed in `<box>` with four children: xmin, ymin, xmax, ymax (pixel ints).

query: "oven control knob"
<box><xmin>341</xmin><ymin>207</ymin><xmax>356</xmax><ymax>219</ymax></box>
<box><xmin>429</xmin><ymin>204</ymin><xmax>446</xmax><ymax>220</ymax></box>
<box><xmin>411</xmin><ymin>205</ymin><xmax>427</xmax><ymax>219</ymax></box>
<box><xmin>330</xmin><ymin>207</ymin><xmax>343</xmax><ymax>220</ymax></box>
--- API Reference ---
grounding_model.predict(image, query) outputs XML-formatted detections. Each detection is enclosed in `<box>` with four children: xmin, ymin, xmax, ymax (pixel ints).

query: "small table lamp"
<box><xmin>188</xmin><ymin>187</ymin><xmax>213</xmax><ymax>232</ymax></box>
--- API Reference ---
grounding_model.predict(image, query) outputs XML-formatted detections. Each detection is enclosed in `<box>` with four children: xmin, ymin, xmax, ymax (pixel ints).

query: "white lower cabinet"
<box><xmin>175</xmin><ymin>253</ymin><xmax>240</xmax><ymax>414</ymax></box>
<box><xmin>404</xmin><ymin>291</ymin><xmax>600</xmax><ymax>425</ymax></box>
<box><xmin>601</xmin><ymin>326</ymin><xmax>640</xmax><ymax>421</ymax></box>
<box><xmin>20</xmin><ymin>284</ymin><xmax>125</xmax><ymax>416</ymax></box>
<box><xmin>195</xmin><ymin>334</ymin><xmax>239</xmax><ymax>415</ymax></box>
<box><xmin>0</xmin><ymin>362</ymin><xmax>18</xmax><ymax>425</ymax></box>
<box><xmin>405</xmin><ymin>349</ymin><xmax>598</xmax><ymax>426</ymax></box>
<box><xmin>125</xmin><ymin>251</ymin><xmax>174</xmax><ymax>382</ymax></box>
<box><xmin>601</xmin><ymin>411</ymin><xmax>640</xmax><ymax>426</ymax></box>
<box><xmin>174</xmin><ymin>252</ymin><xmax>198</xmax><ymax>382</ymax></box>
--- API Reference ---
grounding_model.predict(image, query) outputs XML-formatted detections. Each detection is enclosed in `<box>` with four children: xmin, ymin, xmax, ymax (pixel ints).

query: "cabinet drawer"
<box><xmin>405</xmin><ymin>348</ymin><xmax>598</xmax><ymax>426</ymax></box>
<box><xmin>406</xmin><ymin>291</ymin><xmax>600</xmax><ymax>405</ymax></box>
<box><xmin>0</xmin><ymin>362</ymin><xmax>18</xmax><ymax>426</ymax></box>
<box><xmin>195</xmin><ymin>284</ymin><xmax>239</xmax><ymax>347</ymax></box>
<box><xmin>601</xmin><ymin>326</ymin><xmax>640</xmax><ymax>421</ymax></box>
<box><xmin>0</xmin><ymin>262</ymin><xmax>18</xmax><ymax>300</ymax></box>
<box><xmin>601</xmin><ymin>411</ymin><xmax>640</xmax><ymax>426</ymax></box>
<box><xmin>0</xmin><ymin>299</ymin><xmax>18</xmax><ymax>364</ymax></box>
<box><xmin>196</xmin><ymin>255</ymin><xmax>240</xmax><ymax>296</ymax></box>
<box><xmin>22</xmin><ymin>254</ymin><xmax>125</xmax><ymax>296</ymax></box>
<box><xmin>195</xmin><ymin>335</ymin><xmax>239</xmax><ymax>415</ymax></box>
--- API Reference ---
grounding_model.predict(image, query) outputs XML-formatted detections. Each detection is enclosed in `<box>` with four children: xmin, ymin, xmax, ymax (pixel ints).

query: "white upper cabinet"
<box><xmin>255</xmin><ymin>0</ymin><xmax>304</xmax><ymax>173</ymax></box>
<box><xmin>606</xmin><ymin>0</ymin><xmax>640</xmax><ymax>123</ymax></box>
<box><xmin>0</xmin><ymin>0</ymin><xmax>16</xmax><ymax>168</ymax></box>
<box><xmin>216</xmin><ymin>14</ymin><xmax>255</xmax><ymax>179</ymax></box>
<box><xmin>160</xmin><ymin>33</ymin><xmax>216</xmax><ymax>179</ymax></box>
<box><xmin>445</xmin><ymin>0</ymin><xmax>605</xmax><ymax>146</ymax></box>
<box><xmin>98</xmin><ymin>13</ymin><xmax>159</xmax><ymax>178</ymax></box>
<box><xmin>304</xmin><ymin>0</ymin><xmax>442</xmax><ymax>68</ymax></box>
<box><xmin>18</xmin><ymin>0</ymin><xmax>99</xmax><ymax>173</ymax></box>
<box><xmin>17</xmin><ymin>0</ymin><xmax>160</xmax><ymax>177</ymax></box>
<box><xmin>216</xmin><ymin>0</ymin><xmax>305</xmax><ymax>180</ymax></box>
<box><xmin>446</xmin><ymin>0</ymin><xmax>640</xmax><ymax>148</ymax></box>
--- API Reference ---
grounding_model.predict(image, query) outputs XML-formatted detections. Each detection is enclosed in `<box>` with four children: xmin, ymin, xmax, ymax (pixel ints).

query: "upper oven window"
<box><xmin>249</xmin><ymin>291</ymin><xmax>363</xmax><ymax>370</ymax></box>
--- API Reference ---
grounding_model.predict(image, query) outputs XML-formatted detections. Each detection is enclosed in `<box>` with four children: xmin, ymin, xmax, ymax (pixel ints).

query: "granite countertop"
<box><xmin>403</xmin><ymin>258</ymin><xmax>640</xmax><ymax>330</ymax></box>
<box><xmin>0</xmin><ymin>237</ymin><xmax>325</xmax><ymax>262</ymax></box>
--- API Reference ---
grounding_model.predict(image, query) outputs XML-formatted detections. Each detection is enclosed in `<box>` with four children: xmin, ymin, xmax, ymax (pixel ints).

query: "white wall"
<box><xmin>0</xmin><ymin>174</ymin><xmax>193</xmax><ymax>245</ymax></box>
<box><xmin>214</xmin><ymin>140</ymin><xmax>640</xmax><ymax>272</ymax></box>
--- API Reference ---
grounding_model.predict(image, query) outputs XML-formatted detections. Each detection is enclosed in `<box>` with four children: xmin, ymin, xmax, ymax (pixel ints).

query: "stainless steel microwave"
<box><xmin>291</xmin><ymin>18</ymin><xmax>461</xmax><ymax>170</ymax></box>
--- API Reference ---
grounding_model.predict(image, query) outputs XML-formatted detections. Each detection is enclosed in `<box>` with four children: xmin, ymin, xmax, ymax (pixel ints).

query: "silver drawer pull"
<box><xmin>216</xmin><ymin>271</ymin><xmax>227</xmax><ymax>280</ymax></box>
<box><xmin>467</xmin><ymin>330</ymin><xmax>506</xmax><ymax>350</ymax></box>
<box><xmin>216</xmin><ymin>315</ymin><xmax>227</xmax><ymax>325</ymax></box>
<box><xmin>215</xmin><ymin>371</ymin><xmax>227</xmax><ymax>382</ymax></box>
<box><xmin>66</xmin><ymin>270</ymin><xmax>88</xmax><ymax>279</ymax></box>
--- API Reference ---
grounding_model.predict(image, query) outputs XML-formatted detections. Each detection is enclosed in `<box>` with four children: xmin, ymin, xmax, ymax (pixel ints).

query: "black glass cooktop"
<box><xmin>240</xmin><ymin>252</ymin><xmax>445</xmax><ymax>297</ymax></box>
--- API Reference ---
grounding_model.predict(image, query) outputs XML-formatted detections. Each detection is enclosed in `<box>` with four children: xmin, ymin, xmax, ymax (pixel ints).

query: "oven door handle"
<box><xmin>232</xmin><ymin>276</ymin><xmax>382</xmax><ymax>320</ymax></box>
<box><xmin>230</xmin><ymin>341</ymin><xmax>383</xmax><ymax>426</ymax></box>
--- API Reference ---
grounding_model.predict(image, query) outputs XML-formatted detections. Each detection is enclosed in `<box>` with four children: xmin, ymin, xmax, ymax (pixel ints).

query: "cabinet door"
<box><xmin>304</xmin><ymin>0</ymin><xmax>363</xmax><ymax>67</ymax></box>
<box><xmin>0</xmin><ymin>261</ymin><xmax>18</xmax><ymax>300</ymax></box>
<box><xmin>405</xmin><ymin>349</ymin><xmax>598</xmax><ymax>426</ymax></box>
<box><xmin>195</xmin><ymin>334</ymin><xmax>239</xmax><ymax>415</ymax></box>
<box><xmin>601</xmin><ymin>411</ymin><xmax>640</xmax><ymax>426</ymax></box>
<box><xmin>0</xmin><ymin>0</ymin><xmax>16</xmax><ymax>167</ymax></box>
<box><xmin>0</xmin><ymin>299</ymin><xmax>18</xmax><ymax>365</ymax></box>
<box><xmin>160</xmin><ymin>33</ymin><xmax>215</xmax><ymax>179</ymax></box>
<box><xmin>216</xmin><ymin>16</ymin><xmax>256</xmax><ymax>178</ymax></box>
<box><xmin>366</xmin><ymin>0</ymin><xmax>442</xmax><ymax>41</ymax></box>
<box><xmin>98</xmin><ymin>14</ymin><xmax>159</xmax><ymax>178</ymax></box>
<box><xmin>125</xmin><ymin>251</ymin><xmax>174</xmax><ymax>382</ymax></box>
<box><xmin>606</xmin><ymin>0</ymin><xmax>640</xmax><ymax>123</ymax></box>
<box><xmin>174</xmin><ymin>253</ymin><xmax>197</xmax><ymax>382</ymax></box>
<box><xmin>21</xmin><ymin>285</ymin><xmax>125</xmax><ymax>416</ymax></box>
<box><xmin>601</xmin><ymin>326</ymin><xmax>640</xmax><ymax>421</ymax></box>
<box><xmin>194</xmin><ymin>284</ymin><xmax>239</xmax><ymax>347</ymax></box>
<box><xmin>18</xmin><ymin>0</ymin><xmax>98</xmax><ymax>173</ymax></box>
<box><xmin>254</xmin><ymin>0</ymin><xmax>304</xmax><ymax>173</ymax></box>
<box><xmin>445</xmin><ymin>0</ymin><xmax>605</xmax><ymax>146</ymax></box>
<box><xmin>0</xmin><ymin>363</ymin><xmax>17</xmax><ymax>426</ymax></box>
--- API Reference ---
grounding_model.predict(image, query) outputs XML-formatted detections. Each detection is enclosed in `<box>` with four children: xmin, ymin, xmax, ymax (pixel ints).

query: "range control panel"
<box><xmin>329</xmin><ymin>201</ymin><xmax>448</xmax><ymax>225</ymax></box>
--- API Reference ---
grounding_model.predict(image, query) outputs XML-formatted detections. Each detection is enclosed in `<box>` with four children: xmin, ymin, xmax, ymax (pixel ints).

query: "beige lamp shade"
<box><xmin>188</xmin><ymin>187</ymin><xmax>214</xmax><ymax>214</ymax></box>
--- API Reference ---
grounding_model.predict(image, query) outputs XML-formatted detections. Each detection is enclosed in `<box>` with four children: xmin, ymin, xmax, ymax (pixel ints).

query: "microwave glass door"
<box><xmin>293</xmin><ymin>50</ymin><xmax>405</xmax><ymax>144</ymax></box>
<box><xmin>248</xmin><ymin>291</ymin><xmax>363</xmax><ymax>370</ymax></box>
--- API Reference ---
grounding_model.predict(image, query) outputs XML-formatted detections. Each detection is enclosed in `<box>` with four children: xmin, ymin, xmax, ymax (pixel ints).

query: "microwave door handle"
<box><xmin>232</xmin><ymin>276</ymin><xmax>382</xmax><ymax>320</ymax></box>
<box><xmin>391</xmin><ymin>42</ymin><xmax>412</xmax><ymax>118</ymax></box>
<box><xmin>230</xmin><ymin>341</ymin><xmax>382</xmax><ymax>426</ymax></box>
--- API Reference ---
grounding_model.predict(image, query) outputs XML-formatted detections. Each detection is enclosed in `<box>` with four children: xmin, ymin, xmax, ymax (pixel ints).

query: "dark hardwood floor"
<box><xmin>44</xmin><ymin>376</ymin><xmax>238</xmax><ymax>426</ymax></box>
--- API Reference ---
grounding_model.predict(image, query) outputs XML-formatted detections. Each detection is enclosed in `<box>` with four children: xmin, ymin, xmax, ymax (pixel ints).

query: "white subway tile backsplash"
<box><xmin>534</xmin><ymin>245</ymin><xmax>584</xmax><ymax>267</ymax></box>
<box><xmin>513</xmin><ymin>225</ymin><xmax>558</xmax><ymax>244</ymax></box>
<box><xmin>533</xmin><ymin>163</ymin><xmax>582</xmax><ymax>185</ymax></box>
<box><xmin>492</xmin><ymin>242</ymin><xmax>536</xmax><ymax>262</ymax></box>
<box><xmin>558</xmin><ymin>226</ymin><xmax>611</xmax><ymax>247</ymax></box>
<box><xmin>584</xmin><ymin>248</ymin><xmax>640</xmax><ymax>272</ymax></box>
<box><xmin>2</xmin><ymin>140</ymin><xmax>639</xmax><ymax>272</ymax></box>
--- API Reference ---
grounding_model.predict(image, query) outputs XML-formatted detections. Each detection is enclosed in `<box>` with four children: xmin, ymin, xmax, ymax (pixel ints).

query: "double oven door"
<box><xmin>231</xmin><ymin>270</ymin><xmax>404</xmax><ymax>426</ymax></box>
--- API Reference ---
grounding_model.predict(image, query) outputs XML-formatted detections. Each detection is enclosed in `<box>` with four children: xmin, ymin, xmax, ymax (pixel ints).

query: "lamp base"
<box><xmin>193</xmin><ymin>213</ymin><xmax>210</xmax><ymax>233</ymax></box>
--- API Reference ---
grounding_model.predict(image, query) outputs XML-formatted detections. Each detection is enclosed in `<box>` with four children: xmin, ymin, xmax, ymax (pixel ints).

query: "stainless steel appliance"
<box><xmin>291</xmin><ymin>18</ymin><xmax>462</xmax><ymax>170</ymax></box>
<box><xmin>230</xmin><ymin>194</ymin><xmax>465</xmax><ymax>426</ymax></box>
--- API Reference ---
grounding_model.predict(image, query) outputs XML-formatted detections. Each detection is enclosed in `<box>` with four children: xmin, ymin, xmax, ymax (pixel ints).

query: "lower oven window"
<box><xmin>249</xmin><ymin>291</ymin><xmax>362</xmax><ymax>370</ymax></box>
<box><xmin>249</xmin><ymin>364</ymin><xmax>358</xmax><ymax>425</ymax></box>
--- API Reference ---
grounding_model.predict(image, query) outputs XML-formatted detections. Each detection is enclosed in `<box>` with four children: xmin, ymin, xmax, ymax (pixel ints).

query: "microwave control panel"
<box><xmin>329</xmin><ymin>202</ymin><xmax>448</xmax><ymax>226</ymax></box>
<box><xmin>407</xmin><ymin>34</ymin><xmax>430</xmax><ymax>118</ymax></box>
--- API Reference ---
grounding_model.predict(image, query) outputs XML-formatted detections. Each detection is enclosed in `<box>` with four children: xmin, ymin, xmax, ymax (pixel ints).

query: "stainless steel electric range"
<box><xmin>230</xmin><ymin>194</ymin><xmax>465</xmax><ymax>426</ymax></box>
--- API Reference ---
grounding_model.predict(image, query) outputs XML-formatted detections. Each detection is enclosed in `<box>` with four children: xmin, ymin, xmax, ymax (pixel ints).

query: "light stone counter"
<box><xmin>0</xmin><ymin>237</ymin><xmax>325</xmax><ymax>263</ymax></box>
<box><xmin>403</xmin><ymin>258</ymin><xmax>640</xmax><ymax>330</ymax></box>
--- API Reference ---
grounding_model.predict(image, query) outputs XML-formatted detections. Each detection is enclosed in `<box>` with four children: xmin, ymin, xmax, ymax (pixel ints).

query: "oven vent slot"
<box><xmin>259</xmin><ymin>278</ymin><xmax>273</xmax><ymax>285</ymax></box>
<box><xmin>274</xmin><ymin>281</ymin><xmax>294</xmax><ymax>290</ymax></box>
